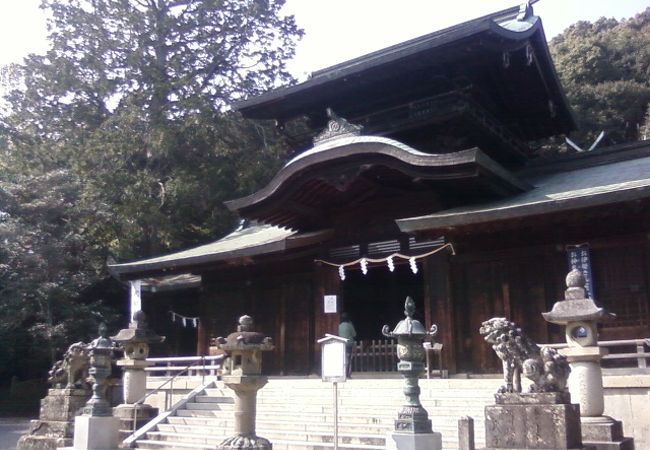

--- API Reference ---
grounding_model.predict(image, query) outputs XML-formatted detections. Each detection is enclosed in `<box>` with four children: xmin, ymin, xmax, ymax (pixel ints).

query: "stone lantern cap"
<box><xmin>543</xmin><ymin>269</ymin><xmax>615</xmax><ymax>325</ymax></box>
<box><xmin>216</xmin><ymin>315</ymin><xmax>274</xmax><ymax>351</ymax></box>
<box><xmin>90</xmin><ymin>323</ymin><xmax>114</xmax><ymax>352</ymax></box>
<box><xmin>111</xmin><ymin>310</ymin><xmax>165</xmax><ymax>345</ymax></box>
<box><xmin>382</xmin><ymin>296</ymin><xmax>438</xmax><ymax>339</ymax></box>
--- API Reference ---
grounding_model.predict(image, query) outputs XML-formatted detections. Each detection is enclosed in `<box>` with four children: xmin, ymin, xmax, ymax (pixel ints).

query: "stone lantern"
<box><xmin>543</xmin><ymin>269</ymin><xmax>633</xmax><ymax>450</ymax></box>
<box><xmin>83</xmin><ymin>323</ymin><xmax>115</xmax><ymax>417</ymax></box>
<box><xmin>71</xmin><ymin>323</ymin><xmax>120</xmax><ymax>450</ymax></box>
<box><xmin>111</xmin><ymin>310</ymin><xmax>165</xmax><ymax>431</ymax></box>
<box><xmin>214</xmin><ymin>315</ymin><xmax>274</xmax><ymax>450</ymax></box>
<box><xmin>382</xmin><ymin>297</ymin><xmax>441</xmax><ymax>450</ymax></box>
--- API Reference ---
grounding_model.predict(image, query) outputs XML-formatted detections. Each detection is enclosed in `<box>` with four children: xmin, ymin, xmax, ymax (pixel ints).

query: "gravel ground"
<box><xmin>0</xmin><ymin>418</ymin><xmax>31</xmax><ymax>450</ymax></box>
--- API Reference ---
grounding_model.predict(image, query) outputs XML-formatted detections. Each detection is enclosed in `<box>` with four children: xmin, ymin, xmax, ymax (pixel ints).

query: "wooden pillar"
<box><xmin>196</xmin><ymin>287</ymin><xmax>209</xmax><ymax>355</ymax></box>
<box><xmin>313</xmin><ymin>263</ymin><xmax>341</xmax><ymax>372</ymax></box>
<box><xmin>279</xmin><ymin>288</ymin><xmax>287</xmax><ymax>375</ymax></box>
<box><xmin>197</xmin><ymin>319</ymin><xmax>208</xmax><ymax>355</ymax></box>
<box><xmin>424</xmin><ymin>251</ymin><xmax>457</xmax><ymax>373</ymax></box>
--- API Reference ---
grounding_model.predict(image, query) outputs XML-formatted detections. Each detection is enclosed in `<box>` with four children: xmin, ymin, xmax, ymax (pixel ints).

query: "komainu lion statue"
<box><xmin>47</xmin><ymin>341</ymin><xmax>90</xmax><ymax>389</ymax></box>
<box><xmin>479</xmin><ymin>317</ymin><xmax>570</xmax><ymax>394</ymax></box>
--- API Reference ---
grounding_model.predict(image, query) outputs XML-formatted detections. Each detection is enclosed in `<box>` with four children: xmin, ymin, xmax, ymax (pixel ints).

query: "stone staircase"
<box><xmin>127</xmin><ymin>376</ymin><xmax>500</xmax><ymax>450</ymax></box>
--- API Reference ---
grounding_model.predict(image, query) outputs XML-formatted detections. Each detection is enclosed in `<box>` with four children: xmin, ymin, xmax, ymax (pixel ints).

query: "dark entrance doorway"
<box><xmin>341</xmin><ymin>263</ymin><xmax>424</xmax><ymax>340</ymax></box>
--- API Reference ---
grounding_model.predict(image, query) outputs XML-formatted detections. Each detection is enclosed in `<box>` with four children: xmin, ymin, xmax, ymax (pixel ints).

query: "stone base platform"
<box><xmin>217</xmin><ymin>434</ymin><xmax>272</xmax><ymax>450</ymax></box>
<box><xmin>17</xmin><ymin>389</ymin><xmax>89</xmax><ymax>450</ymax></box>
<box><xmin>71</xmin><ymin>415</ymin><xmax>120</xmax><ymax>450</ymax></box>
<box><xmin>484</xmin><ymin>392</ymin><xmax>588</xmax><ymax>450</ymax></box>
<box><xmin>386</xmin><ymin>431</ymin><xmax>442</xmax><ymax>450</ymax></box>
<box><xmin>581</xmin><ymin>417</ymin><xmax>634</xmax><ymax>450</ymax></box>
<box><xmin>113</xmin><ymin>403</ymin><xmax>158</xmax><ymax>439</ymax></box>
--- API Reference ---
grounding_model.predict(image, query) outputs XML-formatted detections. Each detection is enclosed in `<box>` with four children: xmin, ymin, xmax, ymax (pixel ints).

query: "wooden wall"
<box><xmin>201</xmin><ymin>268</ymin><xmax>315</xmax><ymax>375</ymax></box>
<box><xmin>433</xmin><ymin>234</ymin><xmax>650</xmax><ymax>374</ymax></box>
<box><xmin>195</xmin><ymin>232</ymin><xmax>650</xmax><ymax>375</ymax></box>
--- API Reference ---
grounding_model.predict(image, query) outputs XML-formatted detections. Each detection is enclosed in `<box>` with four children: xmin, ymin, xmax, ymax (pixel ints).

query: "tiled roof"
<box><xmin>109</xmin><ymin>224</ymin><xmax>295</xmax><ymax>275</ymax></box>
<box><xmin>397</xmin><ymin>153</ymin><xmax>650</xmax><ymax>232</ymax></box>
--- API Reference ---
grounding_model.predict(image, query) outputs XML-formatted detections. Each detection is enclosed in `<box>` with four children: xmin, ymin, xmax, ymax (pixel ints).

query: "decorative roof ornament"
<box><xmin>312</xmin><ymin>108</ymin><xmax>363</xmax><ymax>145</ymax></box>
<box><xmin>498</xmin><ymin>1</ymin><xmax>538</xmax><ymax>32</ymax></box>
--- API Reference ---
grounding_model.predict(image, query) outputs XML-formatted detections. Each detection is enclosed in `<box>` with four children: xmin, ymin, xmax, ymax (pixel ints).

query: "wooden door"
<box><xmin>453</xmin><ymin>260</ymin><xmax>508</xmax><ymax>373</ymax></box>
<box><xmin>452</xmin><ymin>254</ymin><xmax>555</xmax><ymax>373</ymax></box>
<box><xmin>282</xmin><ymin>280</ymin><xmax>313</xmax><ymax>374</ymax></box>
<box><xmin>591</xmin><ymin>244</ymin><xmax>650</xmax><ymax>339</ymax></box>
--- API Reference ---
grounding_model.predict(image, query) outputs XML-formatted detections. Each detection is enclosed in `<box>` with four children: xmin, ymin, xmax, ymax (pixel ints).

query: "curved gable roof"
<box><xmin>226</xmin><ymin>136</ymin><xmax>530</xmax><ymax>230</ymax></box>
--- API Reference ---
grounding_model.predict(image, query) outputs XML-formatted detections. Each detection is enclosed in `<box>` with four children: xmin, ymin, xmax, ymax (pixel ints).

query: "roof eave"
<box><xmin>233</xmin><ymin>5</ymin><xmax>536</xmax><ymax>120</ymax></box>
<box><xmin>396</xmin><ymin>184</ymin><xmax>650</xmax><ymax>234</ymax></box>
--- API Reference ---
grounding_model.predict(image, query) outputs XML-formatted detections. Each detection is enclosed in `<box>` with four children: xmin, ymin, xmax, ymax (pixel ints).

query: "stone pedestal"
<box><xmin>220</xmin><ymin>375</ymin><xmax>270</xmax><ymax>450</ymax></box>
<box><xmin>71</xmin><ymin>415</ymin><xmax>120</xmax><ymax>450</ymax></box>
<box><xmin>215</xmin><ymin>315</ymin><xmax>274</xmax><ymax>450</ymax></box>
<box><xmin>113</xmin><ymin>403</ymin><xmax>158</xmax><ymax>440</ymax></box>
<box><xmin>119</xmin><ymin>360</ymin><xmax>149</xmax><ymax>404</ymax></box>
<box><xmin>484</xmin><ymin>393</ymin><xmax>588</xmax><ymax>450</ymax></box>
<box><xmin>580</xmin><ymin>417</ymin><xmax>634</xmax><ymax>450</ymax></box>
<box><xmin>386</xmin><ymin>431</ymin><xmax>442</xmax><ymax>450</ymax></box>
<box><xmin>17</xmin><ymin>388</ymin><xmax>89</xmax><ymax>450</ymax></box>
<box><xmin>112</xmin><ymin>359</ymin><xmax>158</xmax><ymax>437</ymax></box>
<box><xmin>562</xmin><ymin>347</ymin><xmax>606</xmax><ymax>417</ymax></box>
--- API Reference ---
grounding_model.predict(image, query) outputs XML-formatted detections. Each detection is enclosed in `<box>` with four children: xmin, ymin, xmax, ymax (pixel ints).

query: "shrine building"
<box><xmin>110</xmin><ymin>4</ymin><xmax>650</xmax><ymax>375</ymax></box>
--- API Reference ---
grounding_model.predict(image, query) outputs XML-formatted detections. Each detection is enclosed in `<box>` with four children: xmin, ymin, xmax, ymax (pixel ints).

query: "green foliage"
<box><xmin>550</xmin><ymin>9</ymin><xmax>650</xmax><ymax>144</ymax></box>
<box><xmin>0</xmin><ymin>0</ymin><xmax>300</xmax><ymax>383</ymax></box>
<box><xmin>0</xmin><ymin>170</ymin><xmax>122</xmax><ymax>379</ymax></box>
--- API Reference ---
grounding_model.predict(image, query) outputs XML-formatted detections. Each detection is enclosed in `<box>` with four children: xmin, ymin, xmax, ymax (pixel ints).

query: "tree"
<box><xmin>0</xmin><ymin>0</ymin><xmax>301</xmax><ymax>383</ymax></box>
<box><xmin>2</xmin><ymin>0</ymin><xmax>300</xmax><ymax>253</ymax></box>
<box><xmin>0</xmin><ymin>169</ymin><xmax>122</xmax><ymax>380</ymax></box>
<box><xmin>549</xmin><ymin>9</ymin><xmax>650</xmax><ymax>144</ymax></box>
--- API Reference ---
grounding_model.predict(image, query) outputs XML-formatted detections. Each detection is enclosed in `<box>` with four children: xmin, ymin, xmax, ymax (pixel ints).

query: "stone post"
<box><xmin>382</xmin><ymin>297</ymin><xmax>442</xmax><ymax>450</ymax></box>
<box><xmin>457</xmin><ymin>416</ymin><xmax>474</xmax><ymax>450</ymax></box>
<box><xmin>215</xmin><ymin>315</ymin><xmax>274</xmax><ymax>450</ymax></box>
<box><xmin>543</xmin><ymin>269</ymin><xmax>634</xmax><ymax>450</ymax></box>
<box><xmin>111</xmin><ymin>310</ymin><xmax>165</xmax><ymax>435</ymax></box>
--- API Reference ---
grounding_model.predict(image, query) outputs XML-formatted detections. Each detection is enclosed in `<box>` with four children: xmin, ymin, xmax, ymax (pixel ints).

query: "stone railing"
<box><xmin>145</xmin><ymin>355</ymin><xmax>224</xmax><ymax>377</ymax></box>
<box><xmin>543</xmin><ymin>338</ymin><xmax>650</xmax><ymax>370</ymax></box>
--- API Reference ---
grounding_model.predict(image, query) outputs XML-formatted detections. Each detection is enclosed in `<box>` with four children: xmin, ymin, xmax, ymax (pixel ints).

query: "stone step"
<box><xmin>163</xmin><ymin>413</ymin><xmax>472</xmax><ymax>432</ymax></box>
<box><xmin>184</xmin><ymin>402</ymin><xmax>234</xmax><ymax>411</ymax></box>
<box><xmin>158</xmin><ymin>421</ymin><xmax>391</xmax><ymax>436</ymax></box>
<box><xmin>255</xmin><ymin>393</ymin><xmax>495</xmax><ymax>404</ymax></box>
<box><xmin>174</xmin><ymin>406</ymin><xmax>484</xmax><ymax>425</ymax></box>
<box><xmin>137</xmin><ymin>378</ymin><xmax>500</xmax><ymax>450</ymax></box>
<box><xmin>254</xmin><ymin>397</ymin><xmax>493</xmax><ymax>408</ymax></box>
<box><xmin>137</xmin><ymin>437</ymin><xmax>386</xmax><ymax>450</ymax></box>
<box><xmin>140</xmin><ymin>432</ymin><xmax>462</xmax><ymax>450</ymax></box>
<box><xmin>193</xmin><ymin>395</ymin><xmax>234</xmax><ymax>404</ymax></box>
<box><xmin>136</xmin><ymin>438</ymin><xmax>213</xmax><ymax>449</ymax></box>
<box><xmin>148</xmin><ymin>429</ymin><xmax>386</xmax><ymax>446</ymax></box>
<box><xmin>259</xmin><ymin>405</ymin><xmax>486</xmax><ymax>417</ymax></box>
<box><xmin>255</xmin><ymin>383</ymin><xmax>498</xmax><ymax>393</ymax></box>
<box><xmin>167</xmin><ymin>416</ymin><xmax>481</xmax><ymax>440</ymax></box>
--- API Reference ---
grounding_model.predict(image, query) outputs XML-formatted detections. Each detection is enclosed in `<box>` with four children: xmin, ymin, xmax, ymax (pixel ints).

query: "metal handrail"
<box><xmin>129</xmin><ymin>354</ymin><xmax>224</xmax><ymax>435</ymax></box>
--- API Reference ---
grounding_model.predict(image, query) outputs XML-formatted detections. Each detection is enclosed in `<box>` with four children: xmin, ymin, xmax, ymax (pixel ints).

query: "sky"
<box><xmin>0</xmin><ymin>0</ymin><xmax>649</xmax><ymax>80</ymax></box>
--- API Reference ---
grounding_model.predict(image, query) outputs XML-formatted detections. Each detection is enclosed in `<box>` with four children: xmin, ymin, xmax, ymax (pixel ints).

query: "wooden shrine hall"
<box><xmin>110</xmin><ymin>4</ymin><xmax>650</xmax><ymax>375</ymax></box>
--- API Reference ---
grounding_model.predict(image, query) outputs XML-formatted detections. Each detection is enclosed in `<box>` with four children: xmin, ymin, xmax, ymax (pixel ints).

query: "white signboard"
<box><xmin>130</xmin><ymin>280</ymin><xmax>142</xmax><ymax>321</ymax></box>
<box><xmin>321</xmin><ymin>339</ymin><xmax>347</xmax><ymax>382</ymax></box>
<box><xmin>324</xmin><ymin>295</ymin><xmax>337</xmax><ymax>314</ymax></box>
